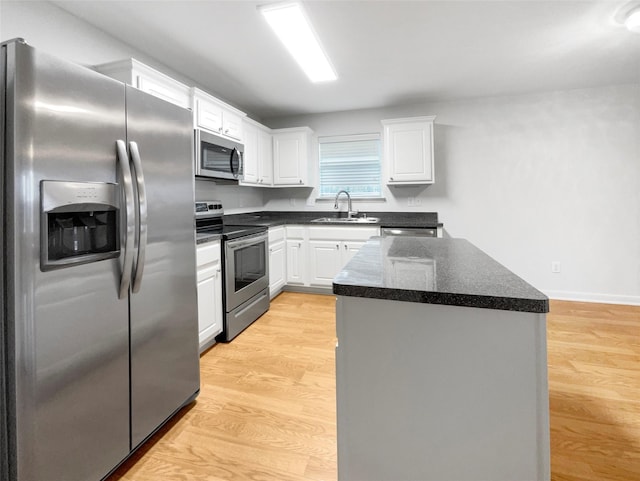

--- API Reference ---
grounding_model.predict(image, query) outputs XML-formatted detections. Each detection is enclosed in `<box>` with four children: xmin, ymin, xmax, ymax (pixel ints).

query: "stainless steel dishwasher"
<box><xmin>381</xmin><ymin>227</ymin><xmax>438</xmax><ymax>237</ymax></box>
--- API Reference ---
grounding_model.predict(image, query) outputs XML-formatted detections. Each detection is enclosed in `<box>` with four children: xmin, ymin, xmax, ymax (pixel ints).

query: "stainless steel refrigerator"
<box><xmin>0</xmin><ymin>39</ymin><xmax>200</xmax><ymax>481</ymax></box>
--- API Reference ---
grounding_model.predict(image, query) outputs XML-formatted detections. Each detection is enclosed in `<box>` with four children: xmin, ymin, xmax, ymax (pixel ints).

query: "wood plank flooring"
<box><xmin>547</xmin><ymin>300</ymin><xmax>640</xmax><ymax>481</ymax></box>
<box><xmin>106</xmin><ymin>293</ymin><xmax>640</xmax><ymax>481</ymax></box>
<box><xmin>107</xmin><ymin>292</ymin><xmax>337</xmax><ymax>481</ymax></box>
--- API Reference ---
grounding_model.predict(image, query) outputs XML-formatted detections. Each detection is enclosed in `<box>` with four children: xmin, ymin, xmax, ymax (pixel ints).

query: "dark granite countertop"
<box><xmin>223</xmin><ymin>210</ymin><xmax>441</xmax><ymax>228</ymax></box>
<box><xmin>333</xmin><ymin>237</ymin><xmax>549</xmax><ymax>313</ymax></box>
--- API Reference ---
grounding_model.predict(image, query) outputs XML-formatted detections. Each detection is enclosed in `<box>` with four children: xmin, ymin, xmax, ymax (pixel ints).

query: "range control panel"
<box><xmin>195</xmin><ymin>200</ymin><xmax>223</xmax><ymax>218</ymax></box>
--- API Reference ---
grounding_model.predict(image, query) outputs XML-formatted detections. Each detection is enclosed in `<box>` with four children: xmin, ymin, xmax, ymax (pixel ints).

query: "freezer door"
<box><xmin>125</xmin><ymin>86</ymin><xmax>200</xmax><ymax>448</ymax></box>
<box><xmin>2</xmin><ymin>41</ymin><xmax>130</xmax><ymax>481</ymax></box>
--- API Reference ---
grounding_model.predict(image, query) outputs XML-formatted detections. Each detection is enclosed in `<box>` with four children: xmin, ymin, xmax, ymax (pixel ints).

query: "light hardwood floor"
<box><xmin>107</xmin><ymin>293</ymin><xmax>640</xmax><ymax>481</ymax></box>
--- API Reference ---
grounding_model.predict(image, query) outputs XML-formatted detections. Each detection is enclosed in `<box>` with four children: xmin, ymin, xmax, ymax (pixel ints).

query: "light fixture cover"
<box><xmin>625</xmin><ymin>8</ymin><xmax>640</xmax><ymax>32</ymax></box>
<box><xmin>260</xmin><ymin>2</ymin><xmax>337</xmax><ymax>82</ymax></box>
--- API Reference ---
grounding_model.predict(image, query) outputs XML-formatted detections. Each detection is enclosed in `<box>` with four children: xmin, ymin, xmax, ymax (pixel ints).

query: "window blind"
<box><xmin>318</xmin><ymin>134</ymin><xmax>381</xmax><ymax>198</ymax></box>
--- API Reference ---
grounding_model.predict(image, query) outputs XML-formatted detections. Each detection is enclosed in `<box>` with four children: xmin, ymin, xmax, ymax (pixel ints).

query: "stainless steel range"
<box><xmin>195</xmin><ymin>201</ymin><xmax>269</xmax><ymax>341</ymax></box>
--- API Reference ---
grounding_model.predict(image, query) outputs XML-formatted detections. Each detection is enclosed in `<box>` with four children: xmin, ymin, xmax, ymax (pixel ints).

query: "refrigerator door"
<box><xmin>125</xmin><ymin>86</ymin><xmax>200</xmax><ymax>448</ymax></box>
<box><xmin>2</xmin><ymin>41</ymin><xmax>130</xmax><ymax>480</ymax></box>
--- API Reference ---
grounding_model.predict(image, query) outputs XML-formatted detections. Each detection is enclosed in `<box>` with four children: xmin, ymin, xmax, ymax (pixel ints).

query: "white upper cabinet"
<box><xmin>240</xmin><ymin>118</ymin><xmax>273</xmax><ymax>187</ymax></box>
<box><xmin>272</xmin><ymin>127</ymin><xmax>313</xmax><ymax>186</ymax></box>
<box><xmin>94</xmin><ymin>59</ymin><xmax>191</xmax><ymax>109</ymax></box>
<box><xmin>191</xmin><ymin>87</ymin><xmax>245</xmax><ymax>141</ymax></box>
<box><xmin>382</xmin><ymin>116</ymin><xmax>436</xmax><ymax>185</ymax></box>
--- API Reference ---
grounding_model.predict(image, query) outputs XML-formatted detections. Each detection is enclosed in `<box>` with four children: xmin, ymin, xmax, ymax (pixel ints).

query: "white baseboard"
<box><xmin>543</xmin><ymin>289</ymin><xmax>640</xmax><ymax>306</ymax></box>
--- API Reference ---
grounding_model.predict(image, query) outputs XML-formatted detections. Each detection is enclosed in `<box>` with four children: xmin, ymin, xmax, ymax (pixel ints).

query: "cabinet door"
<box><xmin>196</xmin><ymin>242</ymin><xmax>223</xmax><ymax>350</ymax></box>
<box><xmin>222</xmin><ymin>110</ymin><xmax>243</xmax><ymax>140</ymax></box>
<box><xmin>309</xmin><ymin>240</ymin><xmax>343</xmax><ymax>287</ymax></box>
<box><xmin>269</xmin><ymin>239</ymin><xmax>286</xmax><ymax>297</ymax></box>
<box><xmin>197</xmin><ymin>267</ymin><xmax>221</xmax><ymax>348</ymax></box>
<box><xmin>196</xmin><ymin>99</ymin><xmax>223</xmax><ymax>133</ymax></box>
<box><xmin>211</xmin><ymin>262</ymin><xmax>223</xmax><ymax>342</ymax></box>
<box><xmin>273</xmin><ymin>132</ymin><xmax>306</xmax><ymax>185</ymax></box>
<box><xmin>136</xmin><ymin>74</ymin><xmax>190</xmax><ymax>109</ymax></box>
<box><xmin>342</xmin><ymin>240</ymin><xmax>367</xmax><ymax>265</ymax></box>
<box><xmin>286</xmin><ymin>239</ymin><xmax>306</xmax><ymax>284</ymax></box>
<box><xmin>241</xmin><ymin>122</ymin><xmax>259</xmax><ymax>185</ymax></box>
<box><xmin>258</xmin><ymin>129</ymin><xmax>273</xmax><ymax>185</ymax></box>
<box><xmin>385</xmin><ymin>119</ymin><xmax>434</xmax><ymax>184</ymax></box>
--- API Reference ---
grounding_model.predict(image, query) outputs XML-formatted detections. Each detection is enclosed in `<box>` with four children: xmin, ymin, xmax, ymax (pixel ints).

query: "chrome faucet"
<box><xmin>334</xmin><ymin>190</ymin><xmax>357</xmax><ymax>218</ymax></box>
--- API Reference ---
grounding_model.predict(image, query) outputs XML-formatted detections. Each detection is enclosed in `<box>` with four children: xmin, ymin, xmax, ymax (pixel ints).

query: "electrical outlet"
<box><xmin>551</xmin><ymin>261</ymin><xmax>561</xmax><ymax>274</ymax></box>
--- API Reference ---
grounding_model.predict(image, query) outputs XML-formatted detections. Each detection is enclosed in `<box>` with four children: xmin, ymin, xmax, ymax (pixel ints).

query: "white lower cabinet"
<box><xmin>308</xmin><ymin>240</ymin><xmax>344</xmax><ymax>287</ymax></box>
<box><xmin>196</xmin><ymin>240</ymin><xmax>223</xmax><ymax>351</ymax></box>
<box><xmin>285</xmin><ymin>226</ymin><xmax>307</xmax><ymax>285</ymax></box>
<box><xmin>268</xmin><ymin>227</ymin><xmax>286</xmax><ymax>298</ymax></box>
<box><xmin>308</xmin><ymin>226</ymin><xmax>379</xmax><ymax>287</ymax></box>
<box><xmin>267</xmin><ymin>225</ymin><xmax>379</xmax><ymax>292</ymax></box>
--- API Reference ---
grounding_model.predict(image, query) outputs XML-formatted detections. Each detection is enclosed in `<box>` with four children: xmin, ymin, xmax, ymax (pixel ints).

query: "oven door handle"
<box><xmin>225</xmin><ymin>232</ymin><xmax>268</xmax><ymax>251</ymax></box>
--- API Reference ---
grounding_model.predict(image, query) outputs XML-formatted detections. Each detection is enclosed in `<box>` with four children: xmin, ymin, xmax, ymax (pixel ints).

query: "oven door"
<box><xmin>224</xmin><ymin>231</ymin><xmax>269</xmax><ymax>311</ymax></box>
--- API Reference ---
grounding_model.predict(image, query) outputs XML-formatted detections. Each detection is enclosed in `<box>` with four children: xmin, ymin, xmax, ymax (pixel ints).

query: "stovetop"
<box><xmin>195</xmin><ymin>200</ymin><xmax>267</xmax><ymax>241</ymax></box>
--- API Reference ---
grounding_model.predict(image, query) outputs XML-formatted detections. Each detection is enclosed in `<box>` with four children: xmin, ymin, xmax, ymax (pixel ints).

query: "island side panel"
<box><xmin>335</xmin><ymin>296</ymin><xmax>550</xmax><ymax>481</ymax></box>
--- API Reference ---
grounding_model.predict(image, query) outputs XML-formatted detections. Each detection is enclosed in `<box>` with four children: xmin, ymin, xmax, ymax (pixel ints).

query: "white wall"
<box><xmin>3</xmin><ymin>1</ymin><xmax>639</xmax><ymax>303</ymax></box>
<box><xmin>264</xmin><ymin>85</ymin><xmax>640</xmax><ymax>304</ymax></box>
<box><xmin>0</xmin><ymin>0</ymin><xmax>263</xmax><ymax>212</ymax></box>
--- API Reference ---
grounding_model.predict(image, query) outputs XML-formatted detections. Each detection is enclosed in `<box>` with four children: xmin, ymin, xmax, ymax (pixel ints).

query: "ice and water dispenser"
<box><xmin>40</xmin><ymin>180</ymin><xmax>120</xmax><ymax>270</ymax></box>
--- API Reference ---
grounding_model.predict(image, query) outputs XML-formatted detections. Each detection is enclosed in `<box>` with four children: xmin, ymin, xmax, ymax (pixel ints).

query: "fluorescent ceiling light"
<box><xmin>625</xmin><ymin>8</ymin><xmax>640</xmax><ymax>33</ymax></box>
<box><xmin>260</xmin><ymin>2</ymin><xmax>337</xmax><ymax>83</ymax></box>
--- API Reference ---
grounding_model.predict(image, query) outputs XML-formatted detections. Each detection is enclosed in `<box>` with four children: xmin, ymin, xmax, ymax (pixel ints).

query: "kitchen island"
<box><xmin>333</xmin><ymin>236</ymin><xmax>550</xmax><ymax>481</ymax></box>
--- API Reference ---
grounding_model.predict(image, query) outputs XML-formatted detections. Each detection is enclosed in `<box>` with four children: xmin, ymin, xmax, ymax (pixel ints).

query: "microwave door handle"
<box><xmin>129</xmin><ymin>141</ymin><xmax>147</xmax><ymax>293</ymax></box>
<box><xmin>116</xmin><ymin>139</ymin><xmax>136</xmax><ymax>299</ymax></box>
<box><xmin>231</xmin><ymin>148</ymin><xmax>240</xmax><ymax>178</ymax></box>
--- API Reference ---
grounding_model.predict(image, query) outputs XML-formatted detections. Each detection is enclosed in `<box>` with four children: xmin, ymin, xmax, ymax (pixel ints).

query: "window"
<box><xmin>318</xmin><ymin>134</ymin><xmax>382</xmax><ymax>198</ymax></box>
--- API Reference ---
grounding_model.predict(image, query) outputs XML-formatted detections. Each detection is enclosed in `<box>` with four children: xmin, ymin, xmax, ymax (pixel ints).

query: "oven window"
<box><xmin>233</xmin><ymin>243</ymin><xmax>266</xmax><ymax>291</ymax></box>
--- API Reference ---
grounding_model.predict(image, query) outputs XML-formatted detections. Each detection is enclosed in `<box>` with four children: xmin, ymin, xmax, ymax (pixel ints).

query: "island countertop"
<box><xmin>333</xmin><ymin>236</ymin><xmax>549</xmax><ymax>313</ymax></box>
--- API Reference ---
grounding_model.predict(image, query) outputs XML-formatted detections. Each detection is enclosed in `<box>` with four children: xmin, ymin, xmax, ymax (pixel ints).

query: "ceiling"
<box><xmin>51</xmin><ymin>0</ymin><xmax>640</xmax><ymax>120</ymax></box>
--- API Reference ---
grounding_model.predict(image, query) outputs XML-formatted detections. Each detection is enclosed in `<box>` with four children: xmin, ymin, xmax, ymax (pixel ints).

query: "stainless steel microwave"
<box><xmin>194</xmin><ymin>129</ymin><xmax>244</xmax><ymax>181</ymax></box>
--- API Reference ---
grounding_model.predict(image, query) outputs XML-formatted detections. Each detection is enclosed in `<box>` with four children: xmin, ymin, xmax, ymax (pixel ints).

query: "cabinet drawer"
<box><xmin>308</xmin><ymin>226</ymin><xmax>379</xmax><ymax>241</ymax></box>
<box><xmin>196</xmin><ymin>241</ymin><xmax>221</xmax><ymax>266</ymax></box>
<box><xmin>285</xmin><ymin>225</ymin><xmax>305</xmax><ymax>239</ymax></box>
<box><xmin>268</xmin><ymin>226</ymin><xmax>285</xmax><ymax>243</ymax></box>
<box><xmin>197</xmin><ymin>264</ymin><xmax>218</xmax><ymax>282</ymax></box>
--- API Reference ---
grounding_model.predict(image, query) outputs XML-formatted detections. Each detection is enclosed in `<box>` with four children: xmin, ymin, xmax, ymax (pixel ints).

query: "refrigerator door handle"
<box><xmin>129</xmin><ymin>141</ymin><xmax>148</xmax><ymax>293</ymax></box>
<box><xmin>116</xmin><ymin>139</ymin><xmax>136</xmax><ymax>299</ymax></box>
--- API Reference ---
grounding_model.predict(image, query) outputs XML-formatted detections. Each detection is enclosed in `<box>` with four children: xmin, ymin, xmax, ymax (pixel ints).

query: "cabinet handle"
<box><xmin>344</xmin><ymin>244</ymin><xmax>347</xmax><ymax>250</ymax></box>
<box><xmin>218</xmin><ymin>127</ymin><xmax>223</xmax><ymax>132</ymax></box>
<box><xmin>298</xmin><ymin>242</ymin><xmax>302</xmax><ymax>247</ymax></box>
<box><xmin>390</xmin><ymin>177</ymin><xmax>394</xmax><ymax>181</ymax></box>
<box><xmin>225</xmin><ymin>129</ymin><xmax>229</xmax><ymax>134</ymax></box>
<box><xmin>299</xmin><ymin>179</ymin><xmax>303</xmax><ymax>184</ymax></box>
<box><xmin>336</xmin><ymin>244</ymin><xmax>339</xmax><ymax>249</ymax></box>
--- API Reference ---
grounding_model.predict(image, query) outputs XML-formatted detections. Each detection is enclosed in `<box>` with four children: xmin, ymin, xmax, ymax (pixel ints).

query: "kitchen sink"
<box><xmin>311</xmin><ymin>217</ymin><xmax>380</xmax><ymax>223</ymax></box>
